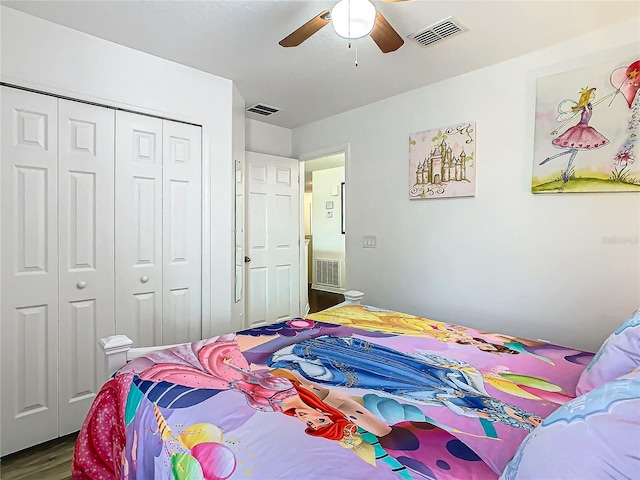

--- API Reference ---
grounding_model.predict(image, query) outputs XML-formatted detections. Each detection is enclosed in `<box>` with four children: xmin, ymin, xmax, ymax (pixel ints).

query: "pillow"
<box><xmin>575</xmin><ymin>308</ymin><xmax>640</xmax><ymax>395</ymax></box>
<box><xmin>500</xmin><ymin>366</ymin><xmax>640</xmax><ymax>480</ymax></box>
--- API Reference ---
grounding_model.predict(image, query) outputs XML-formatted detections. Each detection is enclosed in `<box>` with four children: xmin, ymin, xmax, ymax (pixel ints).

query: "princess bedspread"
<box><xmin>73</xmin><ymin>305</ymin><xmax>592</xmax><ymax>479</ymax></box>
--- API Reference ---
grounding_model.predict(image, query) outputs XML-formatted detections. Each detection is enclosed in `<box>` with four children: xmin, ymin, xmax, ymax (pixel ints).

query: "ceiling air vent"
<box><xmin>410</xmin><ymin>17</ymin><xmax>466</xmax><ymax>48</ymax></box>
<box><xmin>246</xmin><ymin>103</ymin><xmax>281</xmax><ymax>116</ymax></box>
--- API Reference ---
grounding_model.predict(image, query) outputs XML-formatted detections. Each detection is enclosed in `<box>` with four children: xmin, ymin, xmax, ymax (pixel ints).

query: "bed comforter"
<box><xmin>73</xmin><ymin>305</ymin><xmax>592</xmax><ymax>479</ymax></box>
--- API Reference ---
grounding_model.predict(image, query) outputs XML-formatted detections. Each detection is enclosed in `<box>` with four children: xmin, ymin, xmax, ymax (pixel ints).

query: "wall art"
<box><xmin>532</xmin><ymin>57</ymin><xmax>640</xmax><ymax>193</ymax></box>
<box><xmin>409</xmin><ymin>122</ymin><xmax>476</xmax><ymax>199</ymax></box>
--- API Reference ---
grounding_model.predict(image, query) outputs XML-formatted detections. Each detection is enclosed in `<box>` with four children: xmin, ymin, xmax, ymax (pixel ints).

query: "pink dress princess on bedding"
<box><xmin>125</xmin><ymin>335</ymin><xmax>298</xmax><ymax>412</ymax></box>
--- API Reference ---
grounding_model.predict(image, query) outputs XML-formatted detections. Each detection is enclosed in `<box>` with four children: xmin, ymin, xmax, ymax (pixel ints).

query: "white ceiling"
<box><xmin>4</xmin><ymin>1</ymin><xmax>638</xmax><ymax>129</ymax></box>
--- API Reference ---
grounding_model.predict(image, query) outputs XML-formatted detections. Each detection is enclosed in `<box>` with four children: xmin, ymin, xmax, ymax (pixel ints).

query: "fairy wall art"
<box><xmin>532</xmin><ymin>58</ymin><xmax>640</xmax><ymax>193</ymax></box>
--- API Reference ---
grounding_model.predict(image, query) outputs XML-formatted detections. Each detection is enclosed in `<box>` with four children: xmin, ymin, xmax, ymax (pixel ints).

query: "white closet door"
<box><xmin>1</xmin><ymin>87</ymin><xmax>59</xmax><ymax>455</ymax></box>
<box><xmin>162</xmin><ymin>120</ymin><xmax>202</xmax><ymax>344</ymax></box>
<box><xmin>115</xmin><ymin>111</ymin><xmax>163</xmax><ymax>347</ymax></box>
<box><xmin>58</xmin><ymin>100</ymin><xmax>115</xmax><ymax>435</ymax></box>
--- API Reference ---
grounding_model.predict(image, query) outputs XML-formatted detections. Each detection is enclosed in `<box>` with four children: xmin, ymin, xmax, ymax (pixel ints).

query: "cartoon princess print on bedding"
<box><xmin>268</xmin><ymin>335</ymin><xmax>543</xmax><ymax>431</ymax></box>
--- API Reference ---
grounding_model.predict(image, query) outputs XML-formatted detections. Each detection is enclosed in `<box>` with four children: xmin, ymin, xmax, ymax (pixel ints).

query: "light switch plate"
<box><xmin>363</xmin><ymin>235</ymin><xmax>377</xmax><ymax>248</ymax></box>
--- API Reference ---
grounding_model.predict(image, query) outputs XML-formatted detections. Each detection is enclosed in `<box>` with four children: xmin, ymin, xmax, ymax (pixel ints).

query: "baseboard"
<box><xmin>310</xmin><ymin>284</ymin><xmax>345</xmax><ymax>294</ymax></box>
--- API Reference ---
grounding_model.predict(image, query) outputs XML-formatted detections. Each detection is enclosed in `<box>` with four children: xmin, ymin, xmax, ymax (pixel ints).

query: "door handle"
<box><xmin>77</xmin><ymin>281</ymin><xmax>87</xmax><ymax>289</ymax></box>
<box><xmin>244</xmin><ymin>256</ymin><xmax>251</xmax><ymax>263</ymax></box>
<box><xmin>141</xmin><ymin>276</ymin><xmax>150</xmax><ymax>283</ymax></box>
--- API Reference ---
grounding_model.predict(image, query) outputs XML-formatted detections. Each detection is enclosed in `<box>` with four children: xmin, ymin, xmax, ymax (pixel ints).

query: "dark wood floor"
<box><xmin>308</xmin><ymin>285</ymin><xmax>344</xmax><ymax>313</ymax></box>
<box><xmin>0</xmin><ymin>433</ymin><xmax>77</xmax><ymax>480</ymax></box>
<box><xmin>0</xmin><ymin>288</ymin><xmax>342</xmax><ymax>478</ymax></box>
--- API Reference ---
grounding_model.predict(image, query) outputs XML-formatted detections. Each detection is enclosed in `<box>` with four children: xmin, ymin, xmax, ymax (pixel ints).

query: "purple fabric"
<box><xmin>75</xmin><ymin>305</ymin><xmax>593</xmax><ymax>479</ymax></box>
<box><xmin>576</xmin><ymin>308</ymin><xmax>640</xmax><ymax>395</ymax></box>
<box><xmin>500</xmin><ymin>367</ymin><xmax>640</xmax><ymax>480</ymax></box>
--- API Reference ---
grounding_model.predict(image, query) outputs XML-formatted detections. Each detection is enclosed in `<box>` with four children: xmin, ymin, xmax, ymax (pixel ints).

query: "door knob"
<box><xmin>77</xmin><ymin>281</ymin><xmax>87</xmax><ymax>289</ymax></box>
<box><xmin>141</xmin><ymin>276</ymin><xmax>149</xmax><ymax>283</ymax></box>
<box><xmin>244</xmin><ymin>256</ymin><xmax>251</xmax><ymax>263</ymax></box>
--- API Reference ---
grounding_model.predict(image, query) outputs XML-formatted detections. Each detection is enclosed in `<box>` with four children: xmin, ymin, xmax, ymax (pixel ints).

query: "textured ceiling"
<box><xmin>3</xmin><ymin>1</ymin><xmax>639</xmax><ymax>128</ymax></box>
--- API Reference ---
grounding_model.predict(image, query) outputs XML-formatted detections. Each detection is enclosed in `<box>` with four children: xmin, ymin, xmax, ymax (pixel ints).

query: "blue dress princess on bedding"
<box><xmin>268</xmin><ymin>335</ymin><xmax>541</xmax><ymax>431</ymax></box>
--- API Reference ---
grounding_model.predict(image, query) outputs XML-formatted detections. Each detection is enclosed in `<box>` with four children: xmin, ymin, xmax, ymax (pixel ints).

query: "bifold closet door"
<box><xmin>162</xmin><ymin>119</ymin><xmax>202</xmax><ymax>345</ymax></box>
<box><xmin>57</xmin><ymin>99</ymin><xmax>115</xmax><ymax>435</ymax></box>
<box><xmin>1</xmin><ymin>87</ymin><xmax>59</xmax><ymax>455</ymax></box>
<box><xmin>115</xmin><ymin>111</ymin><xmax>163</xmax><ymax>348</ymax></box>
<box><xmin>115</xmin><ymin>112</ymin><xmax>202</xmax><ymax>347</ymax></box>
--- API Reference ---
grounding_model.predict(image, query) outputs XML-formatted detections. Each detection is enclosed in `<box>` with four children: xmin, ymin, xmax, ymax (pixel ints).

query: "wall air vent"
<box><xmin>246</xmin><ymin>103</ymin><xmax>281</xmax><ymax>116</ymax></box>
<box><xmin>315</xmin><ymin>259</ymin><xmax>341</xmax><ymax>288</ymax></box>
<box><xmin>410</xmin><ymin>17</ymin><xmax>466</xmax><ymax>48</ymax></box>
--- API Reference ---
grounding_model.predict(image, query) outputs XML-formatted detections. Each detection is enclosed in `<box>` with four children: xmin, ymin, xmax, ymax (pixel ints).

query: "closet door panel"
<box><xmin>162</xmin><ymin>120</ymin><xmax>202</xmax><ymax>344</ymax></box>
<box><xmin>116</xmin><ymin>111</ymin><xmax>163</xmax><ymax>347</ymax></box>
<box><xmin>58</xmin><ymin>100</ymin><xmax>115</xmax><ymax>435</ymax></box>
<box><xmin>1</xmin><ymin>87</ymin><xmax>59</xmax><ymax>456</ymax></box>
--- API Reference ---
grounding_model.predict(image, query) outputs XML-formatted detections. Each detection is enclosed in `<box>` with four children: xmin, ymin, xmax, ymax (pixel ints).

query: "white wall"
<box><xmin>0</xmin><ymin>6</ymin><xmax>237</xmax><ymax>337</ymax></box>
<box><xmin>312</xmin><ymin>167</ymin><xmax>346</xmax><ymax>291</ymax></box>
<box><xmin>293</xmin><ymin>18</ymin><xmax>640</xmax><ymax>352</ymax></box>
<box><xmin>245</xmin><ymin>118</ymin><xmax>292</xmax><ymax>157</ymax></box>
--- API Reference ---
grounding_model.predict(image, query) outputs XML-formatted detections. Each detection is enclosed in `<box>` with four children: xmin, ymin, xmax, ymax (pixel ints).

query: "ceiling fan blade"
<box><xmin>370</xmin><ymin>11</ymin><xmax>404</xmax><ymax>53</ymax></box>
<box><xmin>279</xmin><ymin>10</ymin><xmax>331</xmax><ymax>47</ymax></box>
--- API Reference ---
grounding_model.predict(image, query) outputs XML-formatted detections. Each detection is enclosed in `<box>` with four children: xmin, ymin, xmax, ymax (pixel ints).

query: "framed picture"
<box><xmin>326</xmin><ymin>201</ymin><xmax>334</xmax><ymax>209</ymax></box>
<box><xmin>409</xmin><ymin>122</ymin><xmax>476</xmax><ymax>199</ymax></box>
<box><xmin>341</xmin><ymin>182</ymin><xmax>345</xmax><ymax>234</ymax></box>
<box><xmin>532</xmin><ymin>57</ymin><xmax>640</xmax><ymax>193</ymax></box>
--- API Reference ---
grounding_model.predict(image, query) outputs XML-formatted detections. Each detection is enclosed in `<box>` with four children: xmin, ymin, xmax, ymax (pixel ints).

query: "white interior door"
<box><xmin>115</xmin><ymin>111</ymin><xmax>163</xmax><ymax>347</ymax></box>
<box><xmin>245</xmin><ymin>152</ymin><xmax>301</xmax><ymax>328</ymax></box>
<box><xmin>1</xmin><ymin>87</ymin><xmax>59</xmax><ymax>455</ymax></box>
<box><xmin>57</xmin><ymin>99</ymin><xmax>115</xmax><ymax>435</ymax></box>
<box><xmin>162</xmin><ymin>120</ymin><xmax>202</xmax><ymax>344</ymax></box>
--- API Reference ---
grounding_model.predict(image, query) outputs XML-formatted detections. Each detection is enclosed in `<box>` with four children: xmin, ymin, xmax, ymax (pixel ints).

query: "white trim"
<box><xmin>298</xmin><ymin>143</ymin><xmax>351</xmax><ymax>291</ymax></box>
<box><xmin>297</xmin><ymin>143</ymin><xmax>351</xmax><ymax>163</ymax></box>
<box><xmin>299</xmin><ymin>159</ymin><xmax>307</xmax><ymax>315</ymax></box>
<box><xmin>311</xmin><ymin>284</ymin><xmax>346</xmax><ymax>295</ymax></box>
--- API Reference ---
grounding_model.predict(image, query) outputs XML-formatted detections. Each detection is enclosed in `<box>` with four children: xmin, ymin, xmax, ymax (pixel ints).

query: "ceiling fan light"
<box><xmin>331</xmin><ymin>0</ymin><xmax>377</xmax><ymax>40</ymax></box>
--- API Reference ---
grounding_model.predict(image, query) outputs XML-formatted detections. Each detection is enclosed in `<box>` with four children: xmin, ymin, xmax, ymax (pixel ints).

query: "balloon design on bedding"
<box><xmin>151</xmin><ymin>405</ymin><xmax>237</xmax><ymax>480</ymax></box>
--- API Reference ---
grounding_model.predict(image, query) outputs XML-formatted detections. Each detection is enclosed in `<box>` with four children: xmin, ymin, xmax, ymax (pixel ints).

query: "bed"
<box><xmin>72</xmin><ymin>291</ymin><xmax>640</xmax><ymax>479</ymax></box>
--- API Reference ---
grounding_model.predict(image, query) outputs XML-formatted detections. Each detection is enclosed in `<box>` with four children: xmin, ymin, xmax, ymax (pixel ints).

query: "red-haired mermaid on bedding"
<box><xmin>127</xmin><ymin>335</ymin><xmax>495</xmax><ymax>476</ymax></box>
<box><xmin>127</xmin><ymin>334</ymin><xmax>474</xmax><ymax>434</ymax></box>
<box><xmin>278</xmin><ymin>378</ymin><xmax>499</xmax><ymax>479</ymax></box>
<box><xmin>128</xmin><ymin>333</ymin><xmax>541</xmax><ymax>432</ymax></box>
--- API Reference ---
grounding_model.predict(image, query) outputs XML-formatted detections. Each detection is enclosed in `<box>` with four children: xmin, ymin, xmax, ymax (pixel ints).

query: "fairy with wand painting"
<box><xmin>539</xmin><ymin>60</ymin><xmax>639</xmax><ymax>185</ymax></box>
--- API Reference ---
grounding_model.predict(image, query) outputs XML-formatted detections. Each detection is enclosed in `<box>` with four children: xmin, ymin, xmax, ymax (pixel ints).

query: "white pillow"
<box><xmin>575</xmin><ymin>308</ymin><xmax>640</xmax><ymax>395</ymax></box>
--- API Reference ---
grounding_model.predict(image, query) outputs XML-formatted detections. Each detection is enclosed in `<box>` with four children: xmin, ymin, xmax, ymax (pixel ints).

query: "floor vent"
<box><xmin>409</xmin><ymin>17</ymin><xmax>466</xmax><ymax>48</ymax></box>
<box><xmin>246</xmin><ymin>103</ymin><xmax>281</xmax><ymax>116</ymax></box>
<box><xmin>315</xmin><ymin>259</ymin><xmax>340</xmax><ymax>288</ymax></box>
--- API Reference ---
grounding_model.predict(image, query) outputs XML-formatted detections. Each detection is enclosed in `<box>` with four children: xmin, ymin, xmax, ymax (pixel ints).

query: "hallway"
<box><xmin>308</xmin><ymin>286</ymin><xmax>343</xmax><ymax>314</ymax></box>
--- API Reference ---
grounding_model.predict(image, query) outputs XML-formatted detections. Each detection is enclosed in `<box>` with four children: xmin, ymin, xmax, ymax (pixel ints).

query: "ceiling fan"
<box><xmin>279</xmin><ymin>0</ymin><xmax>410</xmax><ymax>53</ymax></box>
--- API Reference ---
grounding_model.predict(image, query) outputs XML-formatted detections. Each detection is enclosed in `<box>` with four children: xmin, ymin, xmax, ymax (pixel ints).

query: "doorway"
<box><xmin>303</xmin><ymin>153</ymin><xmax>346</xmax><ymax>313</ymax></box>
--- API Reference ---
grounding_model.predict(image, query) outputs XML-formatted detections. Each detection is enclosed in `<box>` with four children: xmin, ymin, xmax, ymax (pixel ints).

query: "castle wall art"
<box><xmin>532</xmin><ymin>57</ymin><xmax>640</xmax><ymax>193</ymax></box>
<box><xmin>409</xmin><ymin>122</ymin><xmax>476</xmax><ymax>199</ymax></box>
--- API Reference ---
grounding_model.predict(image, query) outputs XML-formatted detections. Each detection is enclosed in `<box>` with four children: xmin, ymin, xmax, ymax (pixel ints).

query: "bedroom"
<box><xmin>1</xmin><ymin>0</ymin><xmax>639</xmax><ymax>478</ymax></box>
